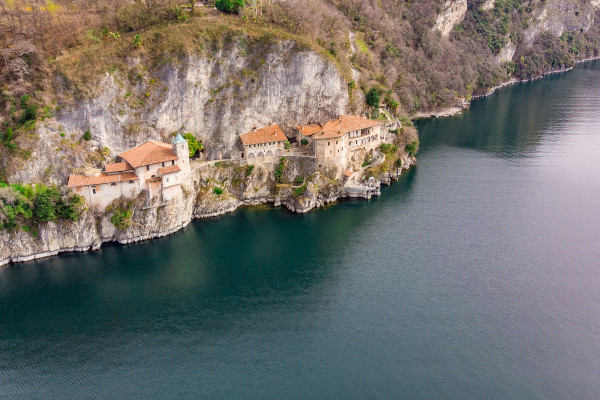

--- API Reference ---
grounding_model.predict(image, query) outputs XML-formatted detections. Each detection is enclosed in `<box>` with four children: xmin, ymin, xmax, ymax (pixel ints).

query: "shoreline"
<box><xmin>413</xmin><ymin>56</ymin><xmax>600</xmax><ymax>119</ymax></box>
<box><xmin>0</xmin><ymin>158</ymin><xmax>415</xmax><ymax>267</ymax></box>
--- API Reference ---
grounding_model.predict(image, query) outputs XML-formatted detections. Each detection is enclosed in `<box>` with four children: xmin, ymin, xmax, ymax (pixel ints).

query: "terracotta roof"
<box><xmin>240</xmin><ymin>124</ymin><xmax>287</xmax><ymax>146</ymax></box>
<box><xmin>301</xmin><ymin>115</ymin><xmax>381</xmax><ymax>140</ymax></box>
<box><xmin>297</xmin><ymin>123</ymin><xmax>322</xmax><ymax>137</ymax></box>
<box><xmin>105</xmin><ymin>162</ymin><xmax>133</xmax><ymax>174</ymax></box>
<box><xmin>67</xmin><ymin>172</ymin><xmax>138</xmax><ymax>187</ymax></box>
<box><xmin>343</xmin><ymin>170</ymin><xmax>353</xmax><ymax>177</ymax></box>
<box><xmin>118</xmin><ymin>140</ymin><xmax>178</xmax><ymax>168</ymax></box>
<box><xmin>158</xmin><ymin>165</ymin><xmax>181</xmax><ymax>175</ymax></box>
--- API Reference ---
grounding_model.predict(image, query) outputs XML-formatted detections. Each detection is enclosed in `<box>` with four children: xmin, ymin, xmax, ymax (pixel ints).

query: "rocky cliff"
<box><xmin>433</xmin><ymin>0</ymin><xmax>468</xmax><ymax>37</ymax></box>
<box><xmin>0</xmin><ymin>151</ymin><xmax>416</xmax><ymax>267</ymax></box>
<box><xmin>5</xmin><ymin>40</ymin><xmax>349</xmax><ymax>185</ymax></box>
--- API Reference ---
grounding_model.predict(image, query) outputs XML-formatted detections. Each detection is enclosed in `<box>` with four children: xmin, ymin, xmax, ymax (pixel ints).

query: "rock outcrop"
<box><xmin>498</xmin><ymin>40</ymin><xmax>517</xmax><ymax>64</ymax></box>
<box><xmin>524</xmin><ymin>0</ymin><xmax>598</xmax><ymax>44</ymax></box>
<box><xmin>0</xmin><ymin>148</ymin><xmax>417</xmax><ymax>266</ymax></box>
<box><xmin>433</xmin><ymin>0</ymin><xmax>468</xmax><ymax>37</ymax></box>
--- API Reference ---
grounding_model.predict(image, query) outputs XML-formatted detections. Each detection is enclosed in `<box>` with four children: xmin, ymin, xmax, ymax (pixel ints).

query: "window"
<box><xmin>146</xmin><ymin>165</ymin><xmax>149</xmax><ymax>171</ymax></box>
<box><xmin>336</xmin><ymin>140</ymin><xmax>338</xmax><ymax>144</ymax></box>
<box><xmin>166</xmin><ymin>177</ymin><xmax>169</xmax><ymax>183</ymax></box>
<box><xmin>328</xmin><ymin>142</ymin><xmax>330</xmax><ymax>146</ymax></box>
<box><xmin>111</xmin><ymin>183</ymin><xmax>116</xmax><ymax>186</ymax></box>
<box><xmin>162</xmin><ymin>162</ymin><xmax>165</xmax><ymax>167</ymax></box>
<box><xmin>129</xmin><ymin>180</ymin><xmax>134</xmax><ymax>183</ymax></box>
<box><xmin>172</xmin><ymin>161</ymin><xmax>175</xmax><ymax>166</ymax></box>
<box><xmin>92</xmin><ymin>187</ymin><xmax>96</xmax><ymax>194</ymax></box>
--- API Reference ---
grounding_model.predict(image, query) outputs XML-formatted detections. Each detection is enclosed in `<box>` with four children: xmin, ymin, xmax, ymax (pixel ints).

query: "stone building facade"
<box><xmin>297</xmin><ymin>115</ymin><xmax>382</xmax><ymax>171</ymax></box>
<box><xmin>68</xmin><ymin>134</ymin><xmax>191</xmax><ymax>209</ymax></box>
<box><xmin>240</xmin><ymin>124</ymin><xmax>287</xmax><ymax>160</ymax></box>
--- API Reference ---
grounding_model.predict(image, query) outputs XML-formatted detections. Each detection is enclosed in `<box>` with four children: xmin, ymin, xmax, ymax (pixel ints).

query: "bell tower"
<box><xmin>172</xmin><ymin>133</ymin><xmax>190</xmax><ymax>179</ymax></box>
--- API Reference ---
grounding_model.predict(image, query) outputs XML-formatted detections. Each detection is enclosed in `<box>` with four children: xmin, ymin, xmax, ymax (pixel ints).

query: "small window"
<box><xmin>172</xmin><ymin>160</ymin><xmax>175</xmax><ymax>166</ymax></box>
<box><xmin>336</xmin><ymin>140</ymin><xmax>338</xmax><ymax>144</ymax></box>
<box><xmin>111</xmin><ymin>183</ymin><xmax>116</xmax><ymax>186</ymax></box>
<box><xmin>166</xmin><ymin>177</ymin><xmax>169</xmax><ymax>183</ymax></box>
<box><xmin>129</xmin><ymin>180</ymin><xmax>134</xmax><ymax>184</ymax></box>
<box><xmin>162</xmin><ymin>162</ymin><xmax>165</xmax><ymax>167</ymax></box>
<box><xmin>328</xmin><ymin>142</ymin><xmax>330</xmax><ymax>146</ymax></box>
<box><xmin>92</xmin><ymin>187</ymin><xmax>96</xmax><ymax>194</ymax></box>
<box><xmin>146</xmin><ymin>165</ymin><xmax>149</xmax><ymax>171</ymax></box>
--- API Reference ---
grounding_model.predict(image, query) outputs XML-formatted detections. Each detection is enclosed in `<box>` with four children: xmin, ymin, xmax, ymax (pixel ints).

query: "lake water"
<box><xmin>1</xmin><ymin>61</ymin><xmax>599</xmax><ymax>399</ymax></box>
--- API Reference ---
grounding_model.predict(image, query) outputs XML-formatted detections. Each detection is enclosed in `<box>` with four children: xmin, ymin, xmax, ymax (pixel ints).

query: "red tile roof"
<box><xmin>298</xmin><ymin>115</ymin><xmax>381</xmax><ymax>140</ymax></box>
<box><xmin>297</xmin><ymin>123</ymin><xmax>323</xmax><ymax>137</ymax></box>
<box><xmin>240</xmin><ymin>124</ymin><xmax>287</xmax><ymax>146</ymax></box>
<box><xmin>158</xmin><ymin>165</ymin><xmax>181</xmax><ymax>175</ymax></box>
<box><xmin>67</xmin><ymin>172</ymin><xmax>138</xmax><ymax>187</ymax></box>
<box><xmin>118</xmin><ymin>140</ymin><xmax>178</xmax><ymax>168</ymax></box>
<box><xmin>343</xmin><ymin>170</ymin><xmax>353</xmax><ymax>177</ymax></box>
<box><xmin>105</xmin><ymin>162</ymin><xmax>133</xmax><ymax>174</ymax></box>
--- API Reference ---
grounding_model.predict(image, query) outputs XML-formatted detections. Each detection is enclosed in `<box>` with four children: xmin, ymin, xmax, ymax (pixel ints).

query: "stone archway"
<box><xmin>275</xmin><ymin>148</ymin><xmax>282</xmax><ymax>156</ymax></box>
<box><xmin>248</xmin><ymin>152</ymin><xmax>256</xmax><ymax>159</ymax></box>
<box><xmin>266</xmin><ymin>150</ymin><xmax>273</xmax><ymax>157</ymax></box>
<box><xmin>257</xmin><ymin>151</ymin><xmax>264</xmax><ymax>157</ymax></box>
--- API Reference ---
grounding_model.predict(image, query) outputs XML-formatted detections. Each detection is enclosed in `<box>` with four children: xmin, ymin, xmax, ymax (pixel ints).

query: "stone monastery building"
<box><xmin>240</xmin><ymin>123</ymin><xmax>287</xmax><ymax>160</ymax></box>
<box><xmin>68</xmin><ymin>134</ymin><xmax>191</xmax><ymax>209</ymax></box>
<box><xmin>296</xmin><ymin>115</ymin><xmax>383</xmax><ymax>170</ymax></box>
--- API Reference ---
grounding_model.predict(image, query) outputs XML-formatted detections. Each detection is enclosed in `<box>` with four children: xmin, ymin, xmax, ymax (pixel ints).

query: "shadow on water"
<box><xmin>416</xmin><ymin>60</ymin><xmax>600</xmax><ymax>158</ymax></box>
<box><xmin>0</xmin><ymin>167</ymin><xmax>419</xmax><ymax>341</ymax></box>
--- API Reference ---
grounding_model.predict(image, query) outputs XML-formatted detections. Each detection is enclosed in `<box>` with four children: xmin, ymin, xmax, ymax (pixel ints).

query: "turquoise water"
<box><xmin>1</xmin><ymin>61</ymin><xmax>599</xmax><ymax>399</ymax></box>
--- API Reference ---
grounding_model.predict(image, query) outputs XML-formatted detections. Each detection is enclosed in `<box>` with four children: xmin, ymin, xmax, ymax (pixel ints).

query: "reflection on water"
<box><xmin>1</xmin><ymin>61</ymin><xmax>599</xmax><ymax>399</ymax></box>
<box><xmin>417</xmin><ymin>60</ymin><xmax>600</xmax><ymax>158</ymax></box>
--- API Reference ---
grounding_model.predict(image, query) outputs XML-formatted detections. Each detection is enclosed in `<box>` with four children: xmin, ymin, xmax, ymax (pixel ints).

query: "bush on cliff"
<box><xmin>0</xmin><ymin>183</ymin><xmax>84</xmax><ymax>231</ymax></box>
<box><xmin>366</xmin><ymin>88</ymin><xmax>381</xmax><ymax>108</ymax></box>
<box><xmin>216</xmin><ymin>0</ymin><xmax>245</xmax><ymax>14</ymax></box>
<box><xmin>406</xmin><ymin>139</ymin><xmax>420</xmax><ymax>157</ymax></box>
<box><xmin>183</xmin><ymin>133</ymin><xmax>203</xmax><ymax>158</ymax></box>
<box><xmin>110</xmin><ymin>206</ymin><xmax>133</xmax><ymax>230</ymax></box>
<box><xmin>274</xmin><ymin>157</ymin><xmax>286</xmax><ymax>183</ymax></box>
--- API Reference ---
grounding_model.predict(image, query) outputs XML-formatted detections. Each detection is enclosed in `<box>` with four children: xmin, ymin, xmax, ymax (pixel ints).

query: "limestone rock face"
<box><xmin>480</xmin><ymin>0</ymin><xmax>495</xmax><ymax>11</ymax></box>
<box><xmin>433</xmin><ymin>0</ymin><xmax>468</xmax><ymax>37</ymax></box>
<box><xmin>498</xmin><ymin>40</ymin><xmax>517</xmax><ymax>64</ymax></box>
<box><xmin>524</xmin><ymin>0</ymin><xmax>597</xmax><ymax>44</ymax></box>
<box><xmin>6</xmin><ymin>40</ymin><xmax>349</xmax><ymax>184</ymax></box>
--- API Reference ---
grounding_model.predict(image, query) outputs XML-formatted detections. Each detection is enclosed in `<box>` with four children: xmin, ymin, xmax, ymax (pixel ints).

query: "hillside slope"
<box><xmin>0</xmin><ymin>0</ymin><xmax>599</xmax><ymax>184</ymax></box>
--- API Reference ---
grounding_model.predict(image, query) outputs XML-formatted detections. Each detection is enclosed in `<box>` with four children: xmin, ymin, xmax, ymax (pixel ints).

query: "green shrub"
<box><xmin>133</xmin><ymin>34</ymin><xmax>143</xmax><ymax>47</ymax></box>
<box><xmin>406</xmin><ymin>139</ymin><xmax>420</xmax><ymax>157</ymax></box>
<box><xmin>20</xmin><ymin>105</ymin><xmax>38</xmax><ymax>125</ymax></box>
<box><xmin>295</xmin><ymin>176</ymin><xmax>304</xmax><ymax>185</ymax></box>
<box><xmin>300</xmin><ymin>138</ymin><xmax>309</xmax><ymax>146</ymax></box>
<box><xmin>245</xmin><ymin>165</ymin><xmax>254</xmax><ymax>176</ymax></box>
<box><xmin>110</xmin><ymin>207</ymin><xmax>132</xmax><ymax>230</ymax></box>
<box><xmin>398</xmin><ymin>116</ymin><xmax>414</xmax><ymax>128</ymax></box>
<box><xmin>366</xmin><ymin>88</ymin><xmax>381</xmax><ymax>107</ymax></box>
<box><xmin>284</xmin><ymin>140</ymin><xmax>290</xmax><ymax>150</ymax></box>
<box><xmin>183</xmin><ymin>133</ymin><xmax>203</xmax><ymax>157</ymax></box>
<box><xmin>274</xmin><ymin>157</ymin><xmax>286</xmax><ymax>183</ymax></box>
<box><xmin>0</xmin><ymin>183</ymin><xmax>83</xmax><ymax>231</ymax></box>
<box><xmin>293</xmin><ymin>184</ymin><xmax>307</xmax><ymax>196</ymax></box>
<box><xmin>215</xmin><ymin>0</ymin><xmax>245</xmax><ymax>14</ymax></box>
<box><xmin>83</xmin><ymin>130</ymin><xmax>92</xmax><ymax>140</ymax></box>
<box><xmin>380</xmin><ymin>143</ymin><xmax>398</xmax><ymax>155</ymax></box>
<box><xmin>213</xmin><ymin>187</ymin><xmax>223</xmax><ymax>195</ymax></box>
<box><xmin>20</xmin><ymin>94</ymin><xmax>30</xmax><ymax>109</ymax></box>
